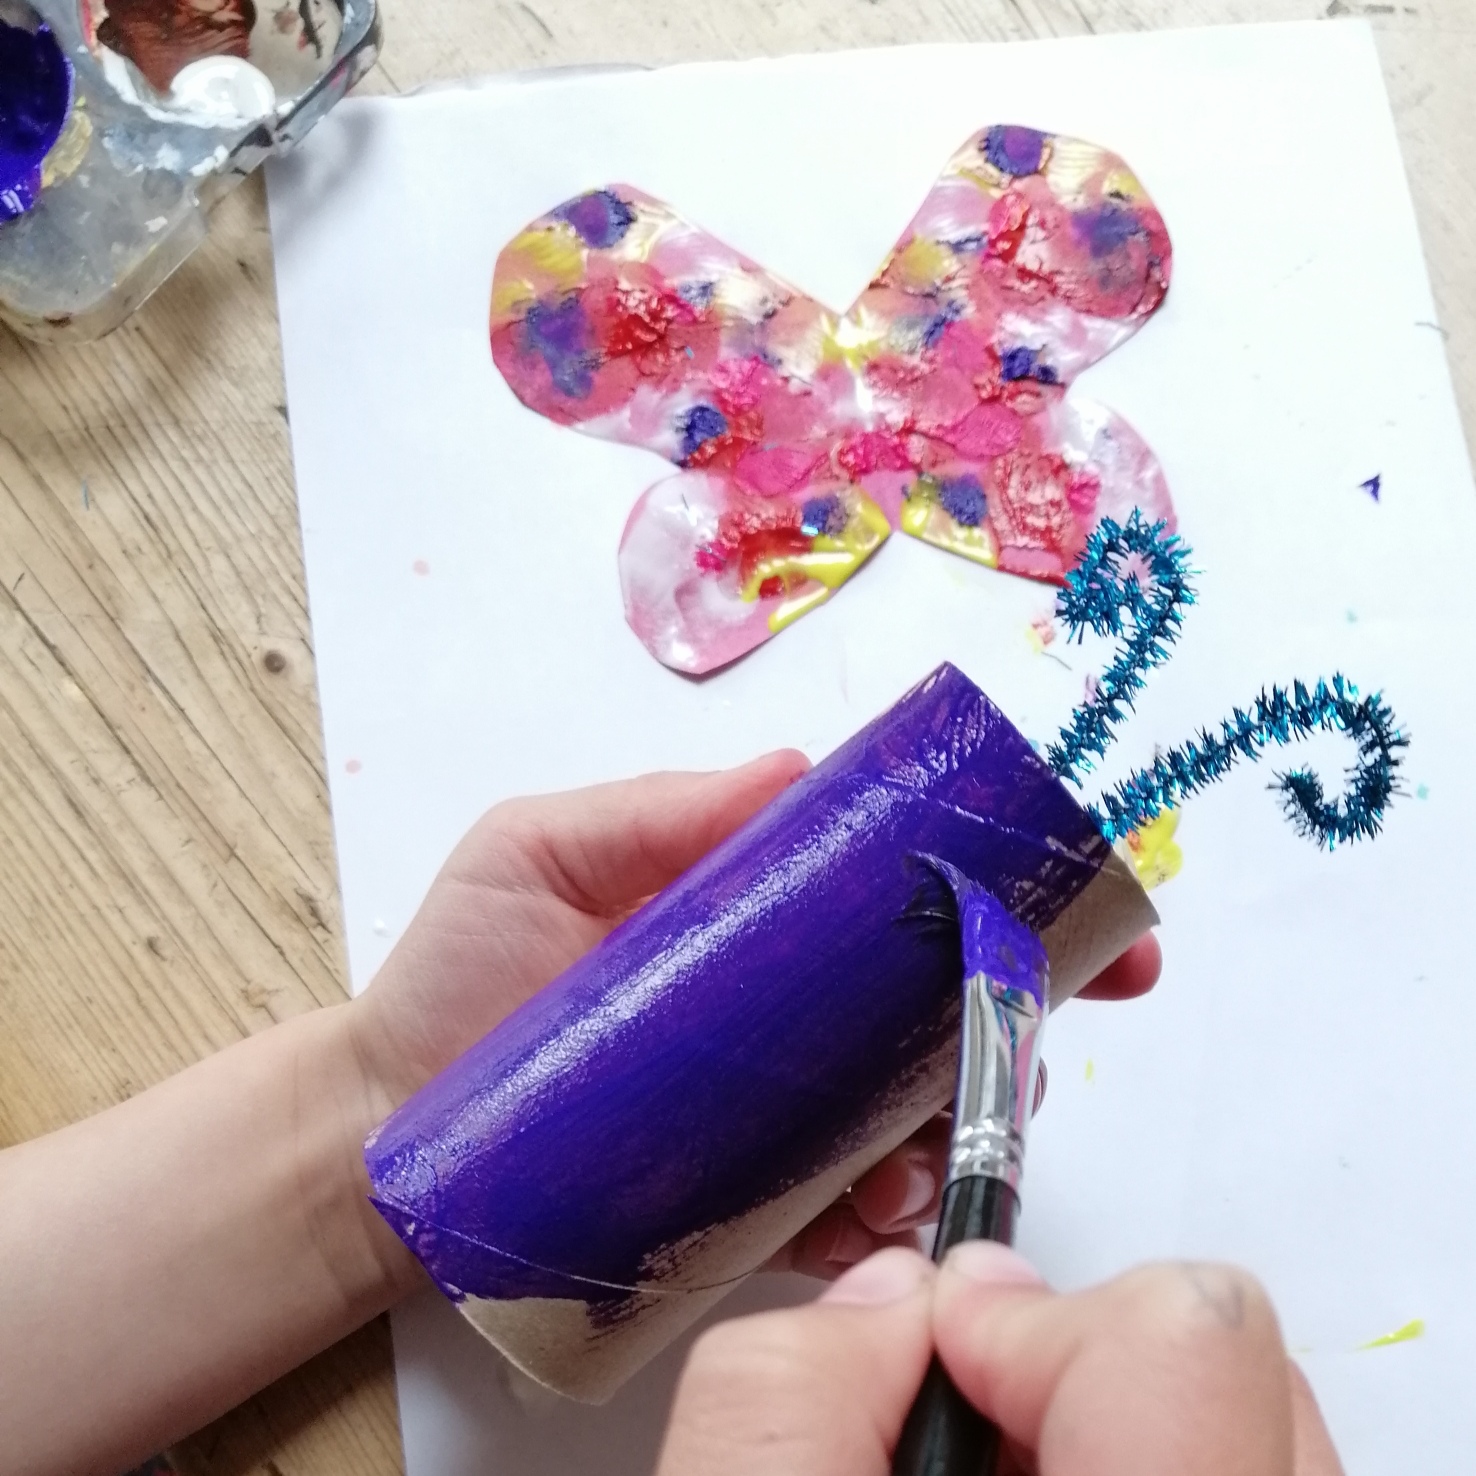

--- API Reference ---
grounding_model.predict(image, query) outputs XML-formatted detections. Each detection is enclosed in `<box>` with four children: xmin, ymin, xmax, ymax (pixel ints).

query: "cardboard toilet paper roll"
<box><xmin>365</xmin><ymin>663</ymin><xmax>1157</xmax><ymax>1400</ymax></box>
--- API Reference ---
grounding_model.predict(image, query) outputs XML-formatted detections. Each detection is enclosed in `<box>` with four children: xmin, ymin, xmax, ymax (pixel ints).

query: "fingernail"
<box><xmin>943</xmin><ymin>1241</ymin><xmax>1045</xmax><ymax>1287</ymax></box>
<box><xmin>815</xmin><ymin>1214</ymin><xmax>874</xmax><ymax>1269</ymax></box>
<box><xmin>821</xmin><ymin>1248</ymin><xmax>929</xmax><ymax>1306</ymax></box>
<box><xmin>889</xmin><ymin>1159</ymin><xmax>938</xmax><ymax>1228</ymax></box>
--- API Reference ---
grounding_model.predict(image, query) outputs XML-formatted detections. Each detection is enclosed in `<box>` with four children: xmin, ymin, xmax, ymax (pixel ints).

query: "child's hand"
<box><xmin>348</xmin><ymin>753</ymin><xmax>1160</xmax><ymax>1280</ymax></box>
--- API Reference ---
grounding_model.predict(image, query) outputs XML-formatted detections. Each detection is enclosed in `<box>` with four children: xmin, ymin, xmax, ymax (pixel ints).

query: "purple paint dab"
<box><xmin>557</xmin><ymin>189</ymin><xmax>635</xmax><ymax>249</ymax></box>
<box><xmin>1361</xmin><ymin>474</ymin><xmax>1381</xmax><ymax>502</ymax></box>
<box><xmin>0</xmin><ymin>14</ymin><xmax>72</xmax><ymax>223</ymax></box>
<box><xmin>982</xmin><ymin>125</ymin><xmax>1046</xmax><ymax>177</ymax></box>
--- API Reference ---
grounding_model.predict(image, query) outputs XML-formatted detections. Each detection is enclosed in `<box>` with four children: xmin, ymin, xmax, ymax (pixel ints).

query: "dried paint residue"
<box><xmin>1359</xmin><ymin>1318</ymin><xmax>1424</xmax><ymax>1350</ymax></box>
<box><xmin>490</xmin><ymin>127</ymin><xmax>1175</xmax><ymax>673</ymax></box>
<box><xmin>96</xmin><ymin>0</ymin><xmax>257</xmax><ymax>94</ymax></box>
<box><xmin>1117</xmin><ymin>806</ymin><xmax>1183</xmax><ymax>890</ymax></box>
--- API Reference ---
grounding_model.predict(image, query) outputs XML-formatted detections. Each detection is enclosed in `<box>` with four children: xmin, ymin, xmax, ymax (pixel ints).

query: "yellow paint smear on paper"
<box><xmin>1359</xmin><ymin>1319</ymin><xmax>1425</xmax><ymax>1350</ymax></box>
<box><xmin>1118</xmin><ymin>807</ymin><xmax>1183</xmax><ymax>891</ymax></box>
<box><xmin>1084</xmin><ymin>1059</ymin><xmax>1095</xmax><ymax>1084</ymax></box>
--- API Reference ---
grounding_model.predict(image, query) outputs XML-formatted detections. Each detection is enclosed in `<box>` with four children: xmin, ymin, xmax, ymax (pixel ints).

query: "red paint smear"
<box><xmin>835</xmin><ymin>430</ymin><xmax>914</xmax><ymax>478</ymax></box>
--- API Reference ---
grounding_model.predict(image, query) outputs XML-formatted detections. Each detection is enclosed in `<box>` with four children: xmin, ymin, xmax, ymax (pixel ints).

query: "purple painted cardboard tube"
<box><xmin>365</xmin><ymin>663</ymin><xmax>1156</xmax><ymax>1399</ymax></box>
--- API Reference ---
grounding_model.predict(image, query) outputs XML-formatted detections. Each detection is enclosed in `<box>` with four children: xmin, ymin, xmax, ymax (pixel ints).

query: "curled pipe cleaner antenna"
<box><xmin>1045</xmin><ymin>515</ymin><xmax>1408</xmax><ymax>847</ymax></box>
<box><xmin>1092</xmin><ymin>678</ymin><xmax>1407</xmax><ymax>847</ymax></box>
<box><xmin>1046</xmin><ymin>510</ymin><xmax>1195</xmax><ymax>786</ymax></box>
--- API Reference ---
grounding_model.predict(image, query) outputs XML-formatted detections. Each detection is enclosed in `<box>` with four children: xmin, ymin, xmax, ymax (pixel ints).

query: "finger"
<box><xmin>657</xmin><ymin>1249</ymin><xmax>935</xmax><ymax>1476</ymax></box>
<box><xmin>1076</xmin><ymin>932</ymin><xmax>1161</xmax><ymax>1000</ymax></box>
<box><xmin>468</xmin><ymin>749</ymin><xmax>811</xmax><ymax>911</ymax></box>
<box><xmin>851</xmin><ymin>1119</ymin><xmax>949</xmax><ymax>1235</ymax></box>
<box><xmin>1288</xmin><ymin>1361</ymin><xmax>1345</xmax><ymax>1476</ymax></box>
<box><xmin>771</xmin><ymin>1202</ymin><xmax>922</xmax><ymax>1280</ymax></box>
<box><xmin>933</xmin><ymin>1243</ymin><xmax>1295</xmax><ymax>1476</ymax></box>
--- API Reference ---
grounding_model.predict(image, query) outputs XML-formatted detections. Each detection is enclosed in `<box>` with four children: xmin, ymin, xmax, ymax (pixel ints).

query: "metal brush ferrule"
<box><xmin>945</xmin><ymin>973</ymin><xmax>1046</xmax><ymax>1194</ymax></box>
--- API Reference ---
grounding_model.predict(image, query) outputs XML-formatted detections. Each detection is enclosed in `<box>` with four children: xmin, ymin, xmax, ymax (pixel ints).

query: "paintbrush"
<box><xmin>892</xmin><ymin>876</ymin><xmax>1050</xmax><ymax>1476</ymax></box>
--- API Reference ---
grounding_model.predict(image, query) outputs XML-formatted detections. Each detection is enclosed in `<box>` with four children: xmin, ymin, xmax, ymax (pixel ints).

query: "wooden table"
<box><xmin>0</xmin><ymin>1</ymin><xmax>1469</xmax><ymax>1470</ymax></box>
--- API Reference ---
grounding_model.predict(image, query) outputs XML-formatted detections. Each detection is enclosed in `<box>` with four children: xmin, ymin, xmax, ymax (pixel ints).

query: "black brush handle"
<box><xmin>890</xmin><ymin>1175</ymin><xmax>1019</xmax><ymax>1476</ymax></box>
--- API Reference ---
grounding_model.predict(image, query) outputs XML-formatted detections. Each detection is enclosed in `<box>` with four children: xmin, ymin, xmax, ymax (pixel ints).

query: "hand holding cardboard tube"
<box><xmin>0</xmin><ymin>732</ymin><xmax>1157</xmax><ymax>1474</ymax></box>
<box><xmin>363</xmin><ymin>666</ymin><xmax>1163</xmax><ymax>1399</ymax></box>
<box><xmin>351</xmin><ymin>743</ymin><xmax>1161</xmax><ymax>1288</ymax></box>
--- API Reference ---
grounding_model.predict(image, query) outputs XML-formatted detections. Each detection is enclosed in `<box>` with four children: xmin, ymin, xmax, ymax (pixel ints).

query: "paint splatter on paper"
<box><xmin>1359</xmin><ymin>1318</ymin><xmax>1424</xmax><ymax>1350</ymax></box>
<box><xmin>1360</xmin><ymin>474</ymin><xmax>1381</xmax><ymax>503</ymax></box>
<box><xmin>1117</xmin><ymin>805</ymin><xmax>1183</xmax><ymax>890</ymax></box>
<box><xmin>491</xmin><ymin>127</ymin><xmax>1175</xmax><ymax>672</ymax></box>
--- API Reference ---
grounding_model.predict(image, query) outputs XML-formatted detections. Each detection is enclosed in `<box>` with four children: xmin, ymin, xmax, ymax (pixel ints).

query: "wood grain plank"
<box><xmin>0</xmin><ymin>4</ymin><xmax>1468</xmax><ymax>1474</ymax></box>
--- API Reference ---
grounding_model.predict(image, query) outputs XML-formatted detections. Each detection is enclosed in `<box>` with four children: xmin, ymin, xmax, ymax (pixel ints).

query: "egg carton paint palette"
<box><xmin>0</xmin><ymin>0</ymin><xmax>376</xmax><ymax>339</ymax></box>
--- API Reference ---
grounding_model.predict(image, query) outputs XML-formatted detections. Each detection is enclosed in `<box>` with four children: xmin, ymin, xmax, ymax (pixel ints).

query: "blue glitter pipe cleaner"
<box><xmin>1046</xmin><ymin>510</ymin><xmax>1408</xmax><ymax>847</ymax></box>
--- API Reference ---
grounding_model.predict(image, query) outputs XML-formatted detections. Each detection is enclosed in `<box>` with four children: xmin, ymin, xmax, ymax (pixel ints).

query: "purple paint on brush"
<box><xmin>365</xmin><ymin>663</ymin><xmax>1110</xmax><ymax>1305</ymax></box>
<box><xmin>959</xmin><ymin>885</ymin><xmax>1049</xmax><ymax>1007</ymax></box>
<box><xmin>920</xmin><ymin>858</ymin><xmax>1049</xmax><ymax>1008</ymax></box>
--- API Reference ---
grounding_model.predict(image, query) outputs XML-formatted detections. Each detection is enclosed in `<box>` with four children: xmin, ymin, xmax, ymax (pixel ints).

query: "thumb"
<box><xmin>656</xmin><ymin>1248</ymin><xmax>935</xmax><ymax>1476</ymax></box>
<box><xmin>932</xmin><ymin>1243</ymin><xmax>1295</xmax><ymax>1476</ymax></box>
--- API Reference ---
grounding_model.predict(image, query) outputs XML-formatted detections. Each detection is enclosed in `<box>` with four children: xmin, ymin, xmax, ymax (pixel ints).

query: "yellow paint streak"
<box><xmin>1359</xmin><ymin>1319</ymin><xmax>1425</xmax><ymax>1350</ymax></box>
<box><xmin>751</xmin><ymin>493</ymin><xmax>890</xmax><ymax>622</ymax></box>
<box><xmin>1102</xmin><ymin>166</ymin><xmax>1146</xmax><ymax>202</ymax></box>
<box><xmin>767</xmin><ymin>585</ymin><xmax>831</xmax><ymax>634</ymax></box>
<box><xmin>490</xmin><ymin>277</ymin><xmax>537</xmax><ymax>317</ymax></box>
<box><xmin>1084</xmin><ymin>1059</ymin><xmax>1095</xmax><ymax>1084</ymax></box>
<box><xmin>820</xmin><ymin>309</ymin><xmax>889</xmax><ymax>370</ymax></box>
<box><xmin>502</xmin><ymin>224</ymin><xmax>585</xmax><ymax>288</ymax></box>
<box><xmin>900</xmin><ymin>495</ymin><xmax>932</xmax><ymax>538</ymax></box>
<box><xmin>42</xmin><ymin>102</ymin><xmax>91</xmax><ymax>188</ymax></box>
<box><xmin>1119</xmin><ymin>807</ymin><xmax>1183</xmax><ymax>892</ymax></box>
<box><xmin>900</xmin><ymin>478</ymin><xmax>1000</xmax><ymax>567</ymax></box>
<box><xmin>892</xmin><ymin>236</ymin><xmax>956</xmax><ymax>293</ymax></box>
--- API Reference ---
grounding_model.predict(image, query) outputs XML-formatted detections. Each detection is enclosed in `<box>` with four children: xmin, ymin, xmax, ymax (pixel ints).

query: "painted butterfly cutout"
<box><xmin>491</xmin><ymin>125</ymin><xmax>1174</xmax><ymax>674</ymax></box>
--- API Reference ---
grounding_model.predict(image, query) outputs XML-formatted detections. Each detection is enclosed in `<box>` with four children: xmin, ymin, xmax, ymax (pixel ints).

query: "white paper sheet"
<box><xmin>269</xmin><ymin>22</ymin><xmax>1476</xmax><ymax>1474</ymax></box>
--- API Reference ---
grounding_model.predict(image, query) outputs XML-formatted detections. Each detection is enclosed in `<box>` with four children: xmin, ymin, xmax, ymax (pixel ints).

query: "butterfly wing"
<box><xmin>490</xmin><ymin>186</ymin><xmax>857</xmax><ymax>482</ymax></box>
<box><xmin>492</xmin><ymin>185</ymin><xmax>892</xmax><ymax>671</ymax></box>
<box><xmin>851</xmin><ymin>127</ymin><xmax>1175</xmax><ymax>578</ymax></box>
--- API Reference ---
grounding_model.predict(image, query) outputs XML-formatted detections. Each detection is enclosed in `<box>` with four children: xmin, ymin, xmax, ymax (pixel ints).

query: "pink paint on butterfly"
<box><xmin>490</xmin><ymin>125</ymin><xmax>1175</xmax><ymax>674</ymax></box>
